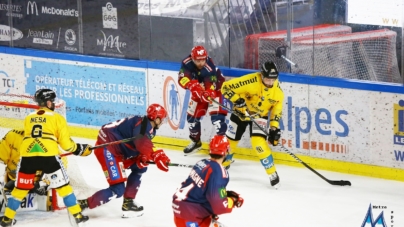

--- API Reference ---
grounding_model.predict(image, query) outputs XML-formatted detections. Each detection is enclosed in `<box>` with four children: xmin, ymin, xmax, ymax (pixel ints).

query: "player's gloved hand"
<box><xmin>234</xmin><ymin>98</ymin><xmax>246</xmax><ymax>108</ymax></box>
<box><xmin>32</xmin><ymin>181</ymin><xmax>48</xmax><ymax>196</ymax></box>
<box><xmin>201</xmin><ymin>89</ymin><xmax>216</xmax><ymax>103</ymax></box>
<box><xmin>227</xmin><ymin>190</ymin><xmax>244</xmax><ymax>208</ymax></box>
<box><xmin>233</xmin><ymin>107</ymin><xmax>250</xmax><ymax>121</ymax></box>
<box><xmin>268</xmin><ymin>128</ymin><xmax>281</xmax><ymax>146</ymax></box>
<box><xmin>73</xmin><ymin>143</ymin><xmax>93</xmax><ymax>156</ymax></box>
<box><xmin>4</xmin><ymin>180</ymin><xmax>15</xmax><ymax>191</ymax></box>
<box><xmin>187</xmin><ymin>80</ymin><xmax>204</xmax><ymax>101</ymax></box>
<box><xmin>135</xmin><ymin>154</ymin><xmax>151</xmax><ymax>169</ymax></box>
<box><xmin>151</xmin><ymin>149</ymin><xmax>170</xmax><ymax>172</ymax></box>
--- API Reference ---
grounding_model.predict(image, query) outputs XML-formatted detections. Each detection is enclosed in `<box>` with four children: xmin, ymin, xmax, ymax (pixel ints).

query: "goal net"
<box><xmin>0</xmin><ymin>93</ymin><xmax>91</xmax><ymax>211</ymax></box>
<box><xmin>245</xmin><ymin>24</ymin><xmax>352</xmax><ymax>70</ymax></box>
<box><xmin>288</xmin><ymin>29</ymin><xmax>401</xmax><ymax>83</ymax></box>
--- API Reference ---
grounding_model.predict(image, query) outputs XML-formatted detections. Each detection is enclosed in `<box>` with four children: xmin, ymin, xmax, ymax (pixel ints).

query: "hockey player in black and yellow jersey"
<box><xmin>0</xmin><ymin>129</ymin><xmax>24</xmax><ymax>187</ymax></box>
<box><xmin>221</xmin><ymin>61</ymin><xmax>284</xmax><ymax>188</ymax></box>
<box><xmin>0</xmin><ymin>129</ymin><xmax>48</xmax><ymax>195</ymax></box>
<box><xmin>0</xmin><ymin>89</ymin><xmax>92</xmax><ymax>227</ymax></box>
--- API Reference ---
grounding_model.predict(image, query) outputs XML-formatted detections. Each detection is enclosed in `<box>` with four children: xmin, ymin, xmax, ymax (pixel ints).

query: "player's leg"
<box><xmin>121</xmin><ymin>164</ymin><xmax>148</xmax><ymax>218</ymax></box>
<box><xmin>78</xmin><ymin>146</ymin><xmax>126</xmax><ymax>210</ymax></box>
<box><xmin>0</xmin><ymin>157</ymin><xmax>37</xmax><ymax>226</ymax></box>
<box><xmin>250</xmin><ymin>118</ymin><xmax>280</xmax><ymax>188</ymax></box>
<box><xmin>223</xmin><ymin>113</ymin><xmax>249</xmax><ymax>169</ymax></box>
<box><xmin>184</xmin><ymin>101</ymin><xmax>208</xmax><ymax>155</ymax></box>
<box><xmin>43</xmin><ymin>156</ymin><xmax>89</xmax><ymax>225</ymax></box>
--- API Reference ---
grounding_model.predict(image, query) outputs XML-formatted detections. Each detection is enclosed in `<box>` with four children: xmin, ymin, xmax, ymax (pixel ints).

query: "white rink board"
<box><xmin>0</xmin><ymin>52</ymin><xmax>403</xmax><ymax>170</ymax></box>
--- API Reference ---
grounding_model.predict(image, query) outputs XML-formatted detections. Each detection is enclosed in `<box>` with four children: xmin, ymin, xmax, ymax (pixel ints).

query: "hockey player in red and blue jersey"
<box><xmin>78</xmin><ymin>104</ymin><xmax>171</xmax><ymax>218</ymax></box>
<box><xmin>172</xmin><ymin>135</ymin><xmax>244</xmax><ymax>227</ymax></box>
<box><xmin>178</xmin><ymin>46</ymin><xmax>228</xmax><ymax>155</ymax></box>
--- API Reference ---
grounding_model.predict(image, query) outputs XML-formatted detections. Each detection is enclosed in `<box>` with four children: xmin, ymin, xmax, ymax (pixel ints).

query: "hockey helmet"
<box><xmin>261</xmin><ymin>61</ymin><xmax>279</xmax><ymax>79</ymax></box>
<box><xmin>209</xmin><ymin>135</ymin><xmax>230</xmax><ymax>156</ymax></box>
<box><xmin>191</xmin><ymin>46</ymin><xmax>208</xmax><ymax>60</ymax></box>
<box><xmin>147</xmin><ymin>103</ymin><xmax>168</xmax><ymax>122</ymax></box>
<box><xmin>34</xmin><ymin>89</ymin><xmax>56</xmax><ymax>106</ymax></box>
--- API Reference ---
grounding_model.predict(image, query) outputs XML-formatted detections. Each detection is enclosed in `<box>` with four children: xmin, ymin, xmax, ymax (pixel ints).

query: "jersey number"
<box><xmin>174</xmin><ymin>184</ymin><xmax>194</xmax><ymax>201</ymax></box>
<box><xmin>31</xmin><ymin>125</ymin><xmax>42</xmax><ymax>138</ymax></box>
<box><xmin>104</xmin><ymin>118</ymin><xmax>126</xmax><ymax>128</ymax></box>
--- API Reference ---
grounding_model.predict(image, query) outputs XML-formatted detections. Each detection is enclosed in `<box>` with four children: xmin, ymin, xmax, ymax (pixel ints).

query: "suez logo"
<box><xmin>393</xmin><ymin>100</ymin><xmax>404</xmax><ymax>162</ymax></box>
<box><xmin>102</xmin><ymin>2</ymin><xmax>118</xmax><ymax>29</ymax></box>
<box><xmin>97</xmin><ymin>31</ymin><xmax>127</xmax><ymax>54</ymax></box>
<box><xmin>280</xmin><ymin>96</ymin><xmax>349</xmax><ymax>151</ymax></box>
<box><xmin>27</xmin><ymin>1</ymin><xmax>78</xmax><ymax>17</ymax></box>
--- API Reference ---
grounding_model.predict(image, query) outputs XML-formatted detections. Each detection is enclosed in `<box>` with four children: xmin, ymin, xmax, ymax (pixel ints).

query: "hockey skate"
<box><xmin>72</xmin><ymin>212</ymin><xmax>89</xmax><ymax>227</ymax></box>
<box><xmin>183</xmin><ymin>139</ymin><xmax>202</xmax><ymax>155</ymax></box>
<box><xmin>0</xmin><ymin>216</ymin><xmax>16</xmax><ymax>227</ymax></box>
<box><xmin>77</xmin><ymin>199</ymin><xmax>89</xmax><ymax>211</ymax></box>
<box><xmin>122</xmin><ymin>198</ymin><xmax>144</xmax><ymax>218</ymax></box>
<box><xmin>269</xmin><ymin>171</ymin><xmax>280</xmax><ymax>189</ymax></box>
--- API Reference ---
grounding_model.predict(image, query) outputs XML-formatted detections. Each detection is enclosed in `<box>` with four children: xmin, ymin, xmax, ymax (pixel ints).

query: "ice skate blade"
<box><xmin>183</xmin><ymin>148</ymin><xmax>202</xmax><ymax>156</ymax></box>
<box><xmin>272</xmin><ymin>183</ymin><xmax>281</xmax><ymax>190</ymax></box>
<box><xmin>122</xmin><ymin>211</ymin><xmax>144</xmax><ymax>218</ymax></box>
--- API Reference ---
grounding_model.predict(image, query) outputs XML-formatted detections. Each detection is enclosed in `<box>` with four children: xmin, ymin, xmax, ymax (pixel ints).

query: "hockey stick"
<box><xmin>60</xmin><ymin>136</ymin><xmax>141</xmax><ymax>157</ymax></box>
<box><xmin>209</xmin><ymin>98</ymin><xmax>352</xmax><ymax>186</ymax></box>
<box><xmin>147</xmin><ymin>161</ymin><xmax>194</xmax><ymax>168</ymax></box>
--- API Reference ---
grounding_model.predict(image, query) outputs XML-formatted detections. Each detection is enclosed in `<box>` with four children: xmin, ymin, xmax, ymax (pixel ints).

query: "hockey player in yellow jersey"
<box><xmin>0</xmin><ymin>129</ymin><xmax>48</xmax><ymax>195</ymax></box>
<box><xmin>0</xmin><ymin>129</ymin><xmax>23</xmax><ymax>187</ymax></box>
<box><xmin>221</xmin><ymin>61</ymin><xmax>284</xmax><ymax>188</ymax></box>
<box><xmin>0</xmin><ymin>89</ymin><xmax>92</xmax><ymax>227</ymax></box>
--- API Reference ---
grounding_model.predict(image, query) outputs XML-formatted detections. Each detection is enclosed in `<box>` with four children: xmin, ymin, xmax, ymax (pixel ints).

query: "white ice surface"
<box><xmin>5</xmin><ymin>137</ymin><xmax>404</xmax><ymax>227</ymax></box>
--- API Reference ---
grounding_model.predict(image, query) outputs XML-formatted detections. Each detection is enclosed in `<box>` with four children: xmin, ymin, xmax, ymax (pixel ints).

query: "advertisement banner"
<box><xmin>9</xmin><ymin>0</ymin><xmax>80</xmax><ymax>53</ymax></box>
<box><xmin>24</xmin><ymin>59</ymin><xmax>146</xmax><ymax>126</ymax></box>
<box><xmin>82</xmin><ymin>1</ymin><xmax>139</xmax><ymax>59</ymax></box>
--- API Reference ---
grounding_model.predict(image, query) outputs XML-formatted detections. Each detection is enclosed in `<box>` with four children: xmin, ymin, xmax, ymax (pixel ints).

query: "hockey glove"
<box><xmin>73</xmin><ymin>143</ymin><xmax>93</xmax><ymax>156</ymax></box>
<box><xmin>268</xmin><ymin>128</ymin><xmax>281</xmax><ymax>146</ymax></box>
<box><xmin>201</xmin><ymin>89</ymin><xmax>216</xmax><ymax>103</ymax></box>
<box><xmin>233</xmin><ymin>108</ymin><xmax>250</xmax><ymax>121</ymax></box>
<box><xmin>32</xmin><ymin>181</ymin><xmax>48</xmax><ymax>196</ymax></box>
<box><xmin>151</xmin><ymin>149</ymin><xmax>170</xmax><ymax>172</ymax></box>
<box><xmin>227</xmin><ymin>190</ymin><xmax>244</xmax><ymax>208</ymax></box>
<box><xmin>135</xmin><ymin>154</ymin><xmax>151</xmax><ymax>169</ymax></box>
<box><xmin>234</xmin><ymin>98</ymin><xmax>246</xmax><ymax>108</ymax></box>
<box><xmin>187</xmin><ymin>80</ymin><xmax>204</xmax><ymax>102</ymax></box>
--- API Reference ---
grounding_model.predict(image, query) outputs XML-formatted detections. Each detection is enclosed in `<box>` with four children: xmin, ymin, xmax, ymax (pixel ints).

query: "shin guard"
<box><xmin>251</xmin><ymin>136</ymin><xmax>277</xmax><ymax>175</ymax></box>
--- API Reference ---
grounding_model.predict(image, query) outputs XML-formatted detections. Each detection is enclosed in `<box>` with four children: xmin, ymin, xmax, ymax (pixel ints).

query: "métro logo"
<box><xmin>393</xmin><ymin>100</ymin><xmax>404</xmax><ymax>145</ymax></box>
<box><xmin>361</xmin><ymin>204</ymin><xmax>387</xmax><ymax>227</ymax></box>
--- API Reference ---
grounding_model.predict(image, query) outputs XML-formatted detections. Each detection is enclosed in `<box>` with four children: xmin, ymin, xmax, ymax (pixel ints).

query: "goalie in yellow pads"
<box><xmin>0</xmin><ymin>89</ymin><xmax>93</xmax><ymax>227</ymax></box>
<box><xmin>221</xmin><ymin>61</ymin><xmax>284</xmax><ymax>188</ymax></box>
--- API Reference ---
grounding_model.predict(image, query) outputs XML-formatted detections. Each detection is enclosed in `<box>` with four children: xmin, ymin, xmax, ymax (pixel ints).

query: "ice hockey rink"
<box><xmin>5</xmin><ymin>137</ymin><xmax>404</xmax><ymax>227</ymax></box>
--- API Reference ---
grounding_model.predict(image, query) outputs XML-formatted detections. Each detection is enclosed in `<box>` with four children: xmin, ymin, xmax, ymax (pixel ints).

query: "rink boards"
<box><xmin>0</xmin><ymin>46</ymin><xmax>403</xmax><ymax>181</ymax></box>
